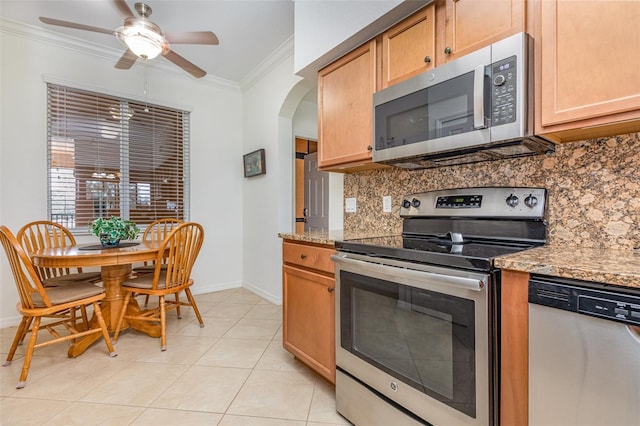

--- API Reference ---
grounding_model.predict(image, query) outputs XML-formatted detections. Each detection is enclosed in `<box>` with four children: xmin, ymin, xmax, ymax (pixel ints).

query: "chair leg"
<box><xmin>174</xmin><ymin>293</ymin><xmax>182</xmax><ymax>319</ymax></box>
<box><xmin>92</xmin><ymin>302</ymin><xmax>117</xmax><ymax>358</ymax></box>
<box><xmin>184</xmin><ymin>288</ymin><xmax>204</xmax><ymax>328</ymax></box>
<box><xmin>17</xmin><ymin>316</ymin><xmax>41</xmax><ymax>389</ymax></box>
<box><xmin>3</xmin><ymin>316</ymin><xmax>29</xmax><ymax>366</ymax></box>
<box><xmin>113</xmin><ymin>292</ymin><xmax>133</xmax><ymax>343</ymax></box>
<box><xmin>17</xmin><ymin>317</ymin><xmax>34</xmax><ymax>346</ymax></box>
<box><xmin>80</xmin><ymin>305</ymin><xmax>90</xmax><ymax>327</ymax></box>
<box><xmin>160</xmin><ymin>295</ymin><xmax>167</xmax><ymax>351</ymax></box>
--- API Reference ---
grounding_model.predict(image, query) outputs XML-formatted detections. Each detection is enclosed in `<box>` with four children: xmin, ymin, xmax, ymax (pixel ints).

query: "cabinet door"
<box><xmin>381</xmin><ymin>4</ymin><xmax>436</xmax><ymax>89</ymax></box>
<box><xmin>283</xmin><ymin>264</ymin><xmax>335</xmax><ymax>383</ymax></box>
<box><xmin>318</xmin><ymin>40</ymin><xmax>376</xmax><ymax>170</ymax></box>
<box><xmin>538</xmin><ymin>0</ymin><xmax>640</xmax><ymax>132</ymax></box>
<box><xmin>440</xmin><ymin>0</ymin><xmax>525</xmax><ymax>63</ymax></box>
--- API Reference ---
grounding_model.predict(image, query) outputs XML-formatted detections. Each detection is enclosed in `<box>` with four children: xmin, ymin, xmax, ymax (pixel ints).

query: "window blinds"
<box><xmin>47</xmin><ymin>83</ymin><xmax>189</xmax><ymax>232</ymax></box>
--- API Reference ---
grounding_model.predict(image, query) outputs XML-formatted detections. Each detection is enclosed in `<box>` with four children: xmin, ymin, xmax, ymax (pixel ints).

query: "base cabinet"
<box><xmin>282</xmin><ymin>241</ymin><xmax>335</xmax><ymax>383</ymax></box>
<box><xmin>501</xmin><ymin>269</ymin><xmax>530</xmax><ymax>426</ymax></box>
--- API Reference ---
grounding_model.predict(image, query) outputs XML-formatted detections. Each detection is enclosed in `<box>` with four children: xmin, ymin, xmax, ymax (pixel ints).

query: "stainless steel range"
<box><xmin>332</xmin><ymin>187</ymin><xmax>548</xmax><ymax>426</ymax></box>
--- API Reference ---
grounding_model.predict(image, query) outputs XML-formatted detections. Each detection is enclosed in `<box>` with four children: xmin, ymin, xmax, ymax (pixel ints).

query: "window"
<box><xmin>47</xmin><ymin>84</ymin><xmax>189</xmax><ymax>232</ymax></box>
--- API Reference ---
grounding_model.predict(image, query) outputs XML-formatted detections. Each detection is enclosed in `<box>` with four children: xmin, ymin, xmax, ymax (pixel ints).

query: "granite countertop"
<box><xmin>495</xmin><ymin>246</ymin><xmax>640</xmax><ymax>289</ymax></box>
<box><xmin>278</xmin><ymin>229</ymin><xmax>384</xmax><ymax>246</ymax></box>
<box><xmin>279</xmin><ymin>231</ymin><xmax>640</xmax><ymax>290</ymax></box>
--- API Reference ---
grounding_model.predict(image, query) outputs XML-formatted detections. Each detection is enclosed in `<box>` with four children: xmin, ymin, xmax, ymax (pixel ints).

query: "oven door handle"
<box><xmin>331</xmin><ymin>254</ymin><xmax>486</xmax><ymax>292</ymax></box>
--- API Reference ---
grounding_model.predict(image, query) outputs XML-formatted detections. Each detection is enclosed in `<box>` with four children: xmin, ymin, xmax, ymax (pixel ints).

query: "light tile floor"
<box><xmin>0</xmin><ymin>288</ymin><xmax>350</xmax><ymax>426</ymax></box>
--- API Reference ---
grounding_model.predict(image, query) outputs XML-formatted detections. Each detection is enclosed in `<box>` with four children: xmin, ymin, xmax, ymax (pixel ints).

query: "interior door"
<box><xmin>304</xmin><ymin>152</ymin><xmax>329</xmax><ymax>230</ymax></box>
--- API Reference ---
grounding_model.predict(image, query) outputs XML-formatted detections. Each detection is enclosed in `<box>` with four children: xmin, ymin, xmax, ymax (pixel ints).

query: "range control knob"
<box><xmin>402</xmin><ymin>199</ymin><xmax>411</xmax><ymax>209</ymax></box>
<box><xmin>506</xmin><ymin>193</ymin><xmax>519</xmax><ymax>207</ymax></box>
<box><xmin>524</xmin><ymin>194</ymin><xmax>539</xmax><ymax>208</ymax></box>
<box><xmin>411</xmin><ymin>198</ymin><xmax>421</xmax><ymax>208</ymax></box>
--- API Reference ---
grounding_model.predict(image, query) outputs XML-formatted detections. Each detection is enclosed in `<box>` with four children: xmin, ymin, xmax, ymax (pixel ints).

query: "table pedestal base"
<box><xmin>67</xmin><ymin>264</ymin><xmax>161</xmax><ymax>358</ymax></box>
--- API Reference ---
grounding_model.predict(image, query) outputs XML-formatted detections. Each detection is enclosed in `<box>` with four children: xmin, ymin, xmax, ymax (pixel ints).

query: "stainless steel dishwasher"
<box><xmin>528</xmin><ymin>276</ymin><xmax>640</xmax><ymax>426</ymax></box>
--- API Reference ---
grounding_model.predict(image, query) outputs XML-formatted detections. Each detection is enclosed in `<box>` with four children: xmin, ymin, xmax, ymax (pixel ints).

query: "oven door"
<box><xmin>333</xmin><ymin>252</ymin><xmax>492</xmax><ymax>426</ymax></box>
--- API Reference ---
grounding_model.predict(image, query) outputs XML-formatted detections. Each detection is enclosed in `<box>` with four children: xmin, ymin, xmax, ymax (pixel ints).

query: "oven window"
<box><xmin>340</xmin><ymin>270</ymin><xmax>476</xmax><ymax>418</ymax></box>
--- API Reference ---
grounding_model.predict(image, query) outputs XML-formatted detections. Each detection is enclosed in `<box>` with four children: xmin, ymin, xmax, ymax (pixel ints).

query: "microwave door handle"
<box><xmin>473</xmin><ymin>65</ymin><xmax>487</xmax><ymax>129</ymax></box>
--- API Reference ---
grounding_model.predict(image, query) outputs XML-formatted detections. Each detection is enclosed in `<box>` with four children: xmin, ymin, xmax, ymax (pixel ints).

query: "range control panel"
<box><xmin>400</xmin><ymin>187</ymin><xmax>547</xmax><ymax>219</ymax></box>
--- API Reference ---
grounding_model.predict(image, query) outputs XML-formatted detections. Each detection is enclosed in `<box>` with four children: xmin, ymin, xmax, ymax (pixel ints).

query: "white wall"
<box><xmin>292</xmin><ymin>93</ymin><xmax>344</xmax><ymax>230</ymax></box>
<box><xmin>0</xmin><ymin>21</ymin><xmax>244</xmax><ymax>326</ymax></box>
<box><xmin>241</xmin><ymin>52</ymin><xmax>308</xmax><ymax>304</ymax></box>
<box><xmin>292</xmin><ymin>94</ymin><xmax>318</xmax><ymax>140</ymax></box>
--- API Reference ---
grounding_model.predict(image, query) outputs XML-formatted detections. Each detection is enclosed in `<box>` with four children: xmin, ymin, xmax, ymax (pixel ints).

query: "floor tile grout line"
<box><xmin>0</xmin><ymin>290</ymin><xmax>341</xmax><ymax>426</ymax></box>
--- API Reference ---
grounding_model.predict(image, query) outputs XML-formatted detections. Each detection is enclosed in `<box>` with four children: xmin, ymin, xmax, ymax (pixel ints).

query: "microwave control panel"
<box><xmin>490</xmin><ymin>55</ymin><xmax>517</xmax><ymax>126</ymax></box>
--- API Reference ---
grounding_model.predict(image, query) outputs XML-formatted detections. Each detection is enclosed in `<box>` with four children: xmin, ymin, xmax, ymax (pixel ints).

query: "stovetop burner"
<box><xmin>335</xmin><ymin>187</ymin><xmax>548</xmax><ymax>272</ymax></box>
<box><xmin>335</xmin><ymin>235</ymin><xmax>535</xmax><ymax>271</ymax></box>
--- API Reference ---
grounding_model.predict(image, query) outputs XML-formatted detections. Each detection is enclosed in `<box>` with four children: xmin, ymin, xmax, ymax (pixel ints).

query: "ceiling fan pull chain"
<box><xmin>143</xmin><ymin>64</ymin><xmax>150</xmax><ymax>113</ymax></box>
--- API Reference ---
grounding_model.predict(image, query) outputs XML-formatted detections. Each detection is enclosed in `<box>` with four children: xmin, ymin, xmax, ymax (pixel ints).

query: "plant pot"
<box><xmin>99</xmin><ymin>234</ymin><xmax>121</xmax><ymax>248</ymax></box>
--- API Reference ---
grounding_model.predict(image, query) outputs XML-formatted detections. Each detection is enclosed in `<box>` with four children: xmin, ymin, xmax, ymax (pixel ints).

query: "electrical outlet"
<box><xmin>383</xmin><ymin>196</ymin><xmax>392</xmax><ymax>213</ymax></box>
<box><xmin>345</xmin><ymin>198</ymin><xmax>357</xmax><ymax>213</ymax></box>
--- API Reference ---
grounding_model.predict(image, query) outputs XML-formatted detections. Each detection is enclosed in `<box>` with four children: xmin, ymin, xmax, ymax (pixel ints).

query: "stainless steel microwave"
<box><xmin>373</xmin><ymin>32</ymin><xmax>553</xmax><ymax>169</ymax></box>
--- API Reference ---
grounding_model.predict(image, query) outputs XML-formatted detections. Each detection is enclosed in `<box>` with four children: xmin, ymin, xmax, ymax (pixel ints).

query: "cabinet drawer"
<box><xmin>283</xmin><ymin>241</ymin><xmax>335</xmax><ymax>274</ymax></box>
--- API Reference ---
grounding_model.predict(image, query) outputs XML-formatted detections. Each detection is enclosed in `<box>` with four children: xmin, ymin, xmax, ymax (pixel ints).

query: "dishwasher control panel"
<box><xmin>578</xmin><ymin>295</ymin><xmax>640</xmax><ymax>325</ymax></box>
<box><xmin>529</xmin><ymin>276</ymin><xmax>640</xmax><ymax>326</ymax></box>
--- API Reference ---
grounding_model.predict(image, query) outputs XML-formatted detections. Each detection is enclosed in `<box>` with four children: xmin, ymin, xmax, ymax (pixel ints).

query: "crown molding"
<box><xmin>0</xmin><ymin>18</ymin><xmax>241</xmax><ymax>91</ymax></box>
<box><xmin>240</xmin><ymin>35</ymin><xmax>294</xmax><ymax>93</ymax></box>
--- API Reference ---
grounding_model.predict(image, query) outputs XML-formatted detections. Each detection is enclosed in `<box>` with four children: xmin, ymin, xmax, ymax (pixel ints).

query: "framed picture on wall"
<box><xmin>243</xmin><ymin>148</ymin><xmax>266</xmax><ymax>178</ymax></box>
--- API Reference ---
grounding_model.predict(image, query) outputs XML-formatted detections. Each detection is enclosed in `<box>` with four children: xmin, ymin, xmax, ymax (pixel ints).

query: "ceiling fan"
<box><xmin>39</xmin><ymin>0</ymin><xmax>219</xmax><ymax>78</ymax></box>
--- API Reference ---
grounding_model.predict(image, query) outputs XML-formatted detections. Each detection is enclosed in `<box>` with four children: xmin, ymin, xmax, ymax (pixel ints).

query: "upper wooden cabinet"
<box><xmin>380</xmin><ymin>4</ymin><xmax>436</xmax><ymax>89</ymax></box>
<box><xmin>438</xmin><ymin>0</ymin><xmax>526</xmax><ymax>64</ymax></box>
<box><xmin>318</xmin><ymin>40</ymin><xmax>377</xmax><ymax>171</ymax></box>
<box><xmin>535</xmin><ymin>0</ymin><xmax>640</xmax><ymax>141</ymax></box>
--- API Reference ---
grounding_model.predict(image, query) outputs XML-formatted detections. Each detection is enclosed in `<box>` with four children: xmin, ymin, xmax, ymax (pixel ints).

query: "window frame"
<box><xmin>46</xmin><ymin>82</ymin><xmax>190</xmax><ymax>234</ymax></box>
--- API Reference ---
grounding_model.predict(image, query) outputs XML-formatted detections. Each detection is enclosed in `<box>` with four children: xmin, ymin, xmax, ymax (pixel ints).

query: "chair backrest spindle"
<box><xmin>0</xmin><ymin>226</ymin><xmax>52</xmax><ymax>310</ymax></box>
<box><xmin>155</xmin><ymin>222</ymin><xmax>204</xmax><ymax>291</ymax></box>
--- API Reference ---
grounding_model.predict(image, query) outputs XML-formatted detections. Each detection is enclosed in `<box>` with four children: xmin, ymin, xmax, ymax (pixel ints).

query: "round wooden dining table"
<box><xmin>31</xmin><ymin>240</ymin><xmax>164</xmax><ymax>357</ymax></box>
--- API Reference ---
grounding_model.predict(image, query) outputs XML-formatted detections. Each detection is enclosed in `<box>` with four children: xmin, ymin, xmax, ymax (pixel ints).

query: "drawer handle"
<box><xmin>328</xmin><ymin>287</ymin><xmax>335</xmax><ymax>293</ymax></box>
<box><xmin>300</xmin><ymin>254</ymin><xmax>307</xmax><ymax>259</ymax></box>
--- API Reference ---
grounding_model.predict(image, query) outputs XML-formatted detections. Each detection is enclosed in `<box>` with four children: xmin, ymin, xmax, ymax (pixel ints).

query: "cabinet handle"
<box><xmin>328</xmin><ymin>287</ymin><xmax>335</xmax><ymax>293</ymax></box>
<box><xmin>444</xmin><ymin>47</ymin><xmax>452</xmax><ymax>55</ymax></box>
<box><xmin>300</xmin><ymin>253</ymin><xmax>307</xmax><ymax>259</ymax></box>
<box><xmin>367</xmin><ymin>145</ymin><xmax>373</xmax><ymax>151</ymax></box>
<box><xmin>424</xmin><ymin>55</ymin><xmax>431</xmax><ymax>63</ymax></box>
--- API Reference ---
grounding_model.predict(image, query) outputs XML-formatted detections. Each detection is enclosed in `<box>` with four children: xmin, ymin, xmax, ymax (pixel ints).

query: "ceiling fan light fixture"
<box><xmin>109</xmin><ymin>104</ymin><xmax>134</xmax><ymax>121</ymax></box>
<box><xmin>116</xmin><ymin>21</ymin><xmax>166</xmax><ymax>60</ymax></box>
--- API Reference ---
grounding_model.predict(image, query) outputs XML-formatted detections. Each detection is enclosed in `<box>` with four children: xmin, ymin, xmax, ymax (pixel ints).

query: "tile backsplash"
<box><xmin>344</xmin><ymin>132</ymin><xmax>640</xmax><ymax>250</ymax></box>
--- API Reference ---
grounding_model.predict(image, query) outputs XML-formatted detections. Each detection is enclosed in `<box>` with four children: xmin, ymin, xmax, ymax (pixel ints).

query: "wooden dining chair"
<box><xmin>0</xmin><ymin>225</ymin><xmax>116</xmax><ymax>389</ymax></box>
<box><xmin>133</xmin><ymin>218</ymin><xmax>183</xmax><ymax>306</ymax></box>
<box><xmin>17</xmin><ymin>220</ymin><xmax>102</xmax><ymax>286</ymax></box>
<box><xmin>113</xmin><ymin>222</ymin><xmax>205</xmax><ymax>351</ymax></box>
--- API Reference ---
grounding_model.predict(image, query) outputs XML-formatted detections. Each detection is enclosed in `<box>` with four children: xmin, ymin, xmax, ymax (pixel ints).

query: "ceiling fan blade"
<box><xmin>39</xmin><ymin>17</ymin><xmax>114</xmax><ymax>35</ymax></box>
<box><xmin>164</xmin><ymin>31</ymin><xmax>219</xmax><ymax>45</ymax></box>
<box><xmin>163</xmin><ymin>49</ymin><xmax>206</xmax><ymax>78</ymax></box>
<box><xmin>113</xmin><ymin>0</ymin><xmax>135</xmax><ymax>18</ymax></box>
<box><xmin>115</xmin><ymin>49</ymin><xmax>138</xmax><ymax>69</ymax></box>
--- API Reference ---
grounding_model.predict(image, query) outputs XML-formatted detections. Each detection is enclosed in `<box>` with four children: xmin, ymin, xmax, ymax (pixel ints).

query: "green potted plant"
<box><xmin>90</xmin><ymin>216</ymin><xmax>140</xmax><ymax>247</ymax></box>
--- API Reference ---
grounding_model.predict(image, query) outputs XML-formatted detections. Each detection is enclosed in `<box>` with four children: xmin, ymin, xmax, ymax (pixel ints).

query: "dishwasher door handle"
<box><xmin>628</xmin><ymin>325</ymin><xmax>640</xmax><ymax>344</ymax></box>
